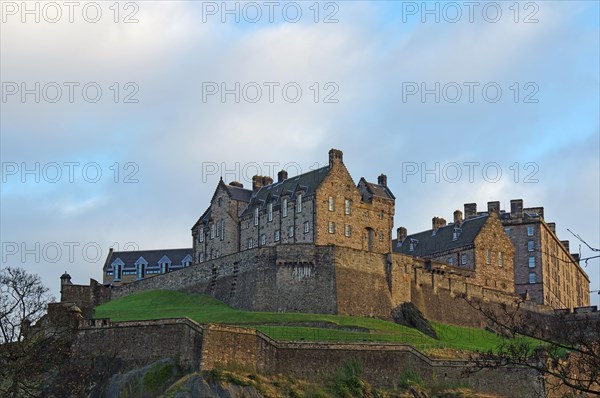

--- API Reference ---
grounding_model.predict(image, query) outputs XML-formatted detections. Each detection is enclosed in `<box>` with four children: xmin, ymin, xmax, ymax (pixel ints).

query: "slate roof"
<box><xmin>104</xmin><ymin>248</ymin><xmax>193</xmax><ymax>271</ymax></box>
<box><xmin>226</xmin><ymin>184</ymin><xmax>252</xmax><ymax>202</ymax></box>
<box><xmin>240</xmin><ymin>166</ymin><xmax>330</xmax><ymax>217</ymax></box>
<box><xmin>361</xmin><ymin>179</ymin><xmax>395</xmax><ymax>200</ymax></box>
<box><xmin>392</xmin><ymin>215</ymin><xmax>489</xmax><ymax>258</ymax></box>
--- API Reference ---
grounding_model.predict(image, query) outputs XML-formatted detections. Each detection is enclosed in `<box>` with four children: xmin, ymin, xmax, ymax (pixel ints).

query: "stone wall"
<box><xmin>73</xmin><ymin>319</ymin><xmax>546</xmax><ymax>398</ymax></box>
<box><xmin>73</xmin><ymin>318</ymin><xmax>204</xmax><ymax>370</ymax></box>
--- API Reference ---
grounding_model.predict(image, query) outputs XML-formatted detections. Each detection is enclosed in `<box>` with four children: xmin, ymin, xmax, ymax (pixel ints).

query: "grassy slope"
<box><xmin>95</xmin><ymin>290</ymin><xmax>532</xmax><ymax>353</ymax></box>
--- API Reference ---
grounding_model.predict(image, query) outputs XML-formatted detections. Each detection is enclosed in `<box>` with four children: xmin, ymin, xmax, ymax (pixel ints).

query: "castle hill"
<box><xmin>3</xmin><ymin>148</ymin><xmax>597</xmax><ymax>397</ymax></box>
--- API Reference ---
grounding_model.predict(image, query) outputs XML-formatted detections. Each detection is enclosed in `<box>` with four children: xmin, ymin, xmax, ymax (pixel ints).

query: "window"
<box><xmin>379</xmin><ymin>231</ymin><xmax>384</xmax><ymax>242</ymax></box>
<box><xmin>261</xmin><ymin>234</ymin><xmax>266</xmax><ymax>246</ymax></box>
<box><xmin>504</xmin><ymin>227</ymin><xmax>510</xmax><ymax>236</ymax></box>
<box><xmin>448</xmin><ymin>257</ymin><xmax>454</xmax><ymax>266</ymax></box>
<box><xmin>267</xmin><ymin>203</ymin><xmax>273</xmax><ymax>222</ymax></box>
<box><xmin>485</xmin><ymin>250</ymin><xmax>491</xmax><ymax>264</ymax></box>
<box><xmin>210</xmin><ymin>224</ymin><xmax>215</xmax><ymax>239</ymax></box>
<box><xmin>304</xmin><ymin>221</ymin><xmax>310</xmax><ymax>234</ymax></box>
<box><xmin>282</xmin><ymin>198</ymin><xmax>288</xmax><ymax>217</ymax></box>
<box><xmin>498</xmin><ymin>252</ymin><xmax>503</xmax><ymax>267</ymax></box>
<box><xmin>528</xmin><ymin>240</ymin><xmax>534</xmax><ymax>252</ymax></box>
<box><xmin>527</xmin><ymin>225</ymin><xmax>534</xmax><ymax>236</ymax></box>
<box><xmin>199</xmin><ymin>228</ymin><xmax>204</xmax><ymax>242</ymax></box>
<box><xmin>296</xmin><ymin>194</ymin><xmax>302</xmax><ymax>213</ymax></box>
<box><xmin>528</xmin><ymin>256</ymin><xmax>535</xmax><ymax>268</ymax></box>
<box><xmin>218</xmin><ymin>197</ymin><xmax>222</xmax><ymax>207</ymax></box>
<box><xmin>461</xmin><ymin>253</ymin><xmax>467</xmax><ymax>265</ymax></box>
<box><xmin>254</xmin><ymin>207</ymin><xmax>259</xmax><ymax>226</ymax></box>
<box><xmin>220</xmin><ymin>221</ymin><xmax>225</xmax><ymax>241</ymax></box>
<box><xmin>248</xmin><ymin>238</ymin><xmax>254</xmax><ymax>249</ymax></box>
<box><xmin>345</xmin><ymin>199</ymin><xmax>351</xmax><ymax>215</ymax></box>
<box><xmin>328</xmin><ymin>196</ymin><xmax>334</xmax><ymax>211</ymax></box>
<box><xmin>409</xmin><ymin>240</ymin><xmax>416</xmax><ymax>252</ymax></box>
<box><xmin>529</xmin><ymin>272</ymin><xmax>536</xmax><ymax>284</ymax></box>
<box><xmin>274</xmin><ymin>230</ymin><xmax>280</xmax><ymax>242</ymax></box>
<box><xmin>379</xmin><ymin>211</ymin><xmax>384</xmax><ymax>219</ymax></box>
<box><xmin>328</xmin><ymin>222</ymin><xmax>335</xmax><ymax>234</ymax></box>
<box><xmin>345</xmin><ymin>224</ymin><xmax>351</xmax><ymax>237</ymax></box>
<box><xmin>216</xmin><ymin>220</ymin><xmax>220</xmax><ymax>237</ymax></box>
<box><xmin>288</xmin><ymin>226</ymin><xmax>294</xmax><ymax>238</ymax></box>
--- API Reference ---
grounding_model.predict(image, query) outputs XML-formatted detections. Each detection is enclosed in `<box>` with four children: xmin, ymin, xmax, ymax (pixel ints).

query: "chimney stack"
<box><xmin>547</xmin><ymin>222</ymin><xmax>556</xmax><ymax>234</ymax></box>
<box><xmin>487</xmin><ymin>201</ymin><xmax>500</xmax><ymax>215</ymax></box>
<box><xmin>328</xmin><ymin>148</ymin><xmax>343</xmax><ymax>167</ymax></box>
<box><xmin>561</xmin><ymin>240</ymin><xmax>570</xmax><ymax>252</ymax></box>
<box><xmin>432</xmin><ymin>217</ymin><xmax>447</xmax><ymax>231</ymax></box>
<box><xmin>277</xmin><ymin>170</ymin><xmax>288</xmax><ymax>183</ymax></box>
<box><xmin>252</xmin><ymin>175</ymin><xmax>274</xmax><ymax>191</ymax></box>
<box><xmin>397</xmin><ymin>227</ymin><xmax>407</xmax><ymax>243</ymax></box>
<box><xmin>378</xmin><ymin>174</ymin><xmax>387</xmax><ymax>187</ymax></box>
<box><xmin>510</xmin><ymin>199</ymin><xmax>523</xmax><ymax>218</ymax></box>
<box><xmin>229</xmin><ymin>181</ymin><xmax>244</xmax><ymax>188</ymax></box>
<box><xmin>464</xmin><ymin>203</ymin><xmax>477</xmax><ymax>219</ymax></box>
<box><xmin>453</xmin><ymin>210</ymin><xmax>463</xmax><ymax>225</ymax></box>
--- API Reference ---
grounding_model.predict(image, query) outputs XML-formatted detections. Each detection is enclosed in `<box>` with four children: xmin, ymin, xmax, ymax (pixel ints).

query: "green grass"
<box><xmin>95</xmin><ymin>290</ymin><xmax>539</xmax><ymax>353</ymax></box>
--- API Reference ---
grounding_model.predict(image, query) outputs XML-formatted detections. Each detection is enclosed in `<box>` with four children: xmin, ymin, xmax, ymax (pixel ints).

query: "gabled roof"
<box><xmin>241</xmin><ymin>166</ymin><xmax>330</xmax><ymax>217</ymax></box>
<box><xmin>392</xmin><ymin>215</ymin><xmax>489</xmax><ymax>258</ymax></box>
<box><xmin>104</xmin><ymin>248</ymin><xmax>193</xmax><ymax>271</ymax></box>
<box><xmin>359</xmin><ymin>178</ymin><xmax>395</xmax><ymax>200</ymax></box>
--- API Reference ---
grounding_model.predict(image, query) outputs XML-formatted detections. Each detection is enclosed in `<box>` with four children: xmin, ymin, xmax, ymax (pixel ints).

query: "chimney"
<box><xmin>561</xmin><ymin>240</ymin><xmax>570</xmax><ymax>252</ymax></box>
<box><xmin>487</xmin><ymin>201</ymin><xmax>500</xmax><ymax>215</ymax></box>
<box><xmin>329</xmin><ymin>148</ymin><xmax>343</xmax><ymax>167</ymax></box>
<box><xmin>60</xmin><ymin>271</ymin><xmax>72</xmax><ymax>286</ymax></box>
<box><xmin>572</xmin><ymin>253</ymin><xmax>580</xmax><ymax>263</ymax></box>
<box><xmin>252</xmin><ymin>175</ymin><xmax>264</xmax><ymax>191</ymax></box>
<box><xmin>510</xmin><ymin>199</ymin><xmax>523</xmax><ymax>218</ymax></box>
<box><xmin>547</xmin><ymin>222</ymin><xmax>556</xmax><ymax>234</ymax></box>
<box><xmin>464</xmin><ymin>203</ymin><xmax>477</xmax><ymax>219</ymax></box>
<box><xmin>229</xmin><ymin>181</ymin><xmax>244</xmax><ymax>188</ymax></box>
<box><xmin>277</xmin><ymin>170</ymin><xmax>288</xmax><ymax>183</ymax></box>
<box><xmin>397</xmin><ymin>227</ymin><xmax>407</xmax><ymax>243</ymax></box>
<box><xmin>262</xmin><ymin>176</ymin><xmax>273</xmax><ymax>186</ymax></box>
<box><xmin>377</xmin><ymin>174</ymin><xmax>387</xmax><ymax>187</ymax></box>
<box><xmin>432</xmin><ymin>217</ymin><xmax>447</xmax><ymax>231</ymax></box>
<box><xmin>453</xmin><ymin>210</ymin><xmax>463</xmax><ymax>225</ymax></box>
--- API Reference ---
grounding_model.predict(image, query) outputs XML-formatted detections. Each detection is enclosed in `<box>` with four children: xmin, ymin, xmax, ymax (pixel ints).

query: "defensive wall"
<box><xmin>63</xmin><ymin>243</ymin><xmax>583</xmax><ymax>330</ymax></box>
<box><xmin>74</xmin><ymin>318</ymin><xmax>546</xmax><ymax>398</ymax></box>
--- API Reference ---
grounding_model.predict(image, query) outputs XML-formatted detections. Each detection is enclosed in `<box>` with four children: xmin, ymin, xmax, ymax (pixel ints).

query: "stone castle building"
<box><xmin>392</xmin><ymin>211</ymin><xmax>515</xmax><ymax>294</ymax></box>
<box><xmin>191</xmin><ymin>148</ymin><xmax>395</xmax><ymax>263</ymax></box>
<box><xmin>99</xmin><ymin>149</ymin><xmax>591</xmax><ymax>312</ymax></box>
<box><xmin>462</xmin><ymin>200</ymin><xmax>590</xmax><ymax>309</ymax></box>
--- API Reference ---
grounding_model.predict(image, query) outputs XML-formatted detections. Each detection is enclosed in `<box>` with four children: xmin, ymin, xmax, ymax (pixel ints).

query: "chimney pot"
<box><xmin>277</xmin><ymin>170</ymin><xmax>288</xmax><ymax>183</ymax></box>
<box><xmin>377</xmin><ymin>174</ymin><xmax>387</xmax><ymax>187</ymax></box>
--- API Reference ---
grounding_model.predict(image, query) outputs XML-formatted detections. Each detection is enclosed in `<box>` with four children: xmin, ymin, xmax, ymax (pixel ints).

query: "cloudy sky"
<box><xmin>1</xmin><ymin>1</ymin><xmax>599</xmax><ymax>306</ymax></box>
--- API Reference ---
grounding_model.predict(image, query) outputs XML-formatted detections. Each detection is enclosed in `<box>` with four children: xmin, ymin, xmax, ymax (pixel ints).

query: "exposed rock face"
<box><xmin>163</xmin><ymin>374</ymin><xmax>263</xmax><ymax>398</ymax></box>
<box><xmin>392</xmin><ymin>303</ymin><xmax>438</xmax><ymax>339</ymax></box>
<box><xmin>92</xmin><ymin>358</ymin><xmax>180</xmax><ymax>398</ymax></box>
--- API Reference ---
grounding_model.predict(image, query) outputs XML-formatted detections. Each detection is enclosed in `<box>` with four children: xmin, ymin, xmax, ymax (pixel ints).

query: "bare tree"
<box><xmin>462</xmin><ymin>296</ymin><xmax>600</xmax><ymax>396</ymax></box>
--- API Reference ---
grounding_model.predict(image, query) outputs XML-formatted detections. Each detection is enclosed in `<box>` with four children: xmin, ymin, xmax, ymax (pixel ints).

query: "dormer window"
<box><xmin>182</xmin><ymin>254</ymin><xmax>192</xmax><ymax>268</ymax></box>
<box><xmin>158</xmin><ymin>255</ymin><xmax>171</xmax><ymax>273</ymax></box>
<box><xmin>452</xmin><ymin>227</ymin><xmax>462</xmax><ymax>241</ymax></box>
<box><xmin>409</xmin><ymin>239</ymin><xmax>418</xmax><ymax>252</ymax></box>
